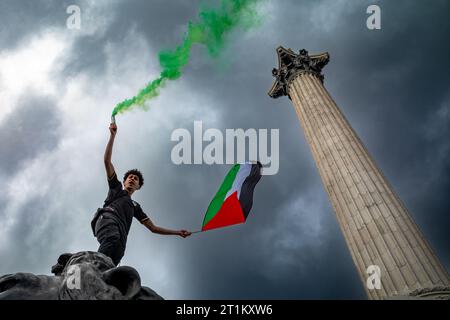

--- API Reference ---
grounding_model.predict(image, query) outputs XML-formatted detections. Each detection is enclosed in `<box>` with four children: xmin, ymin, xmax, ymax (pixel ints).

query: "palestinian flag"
<box><xmin>201</xmin><ymin>162</ymin><xmax>262</xmax><ymax>232</ymax></box>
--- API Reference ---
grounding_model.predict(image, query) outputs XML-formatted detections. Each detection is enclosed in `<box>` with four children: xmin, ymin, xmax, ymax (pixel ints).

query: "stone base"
<box><xmin>0</xmin><ymin>251</ymin><xmax>163</xmax><ymax>300</ymax></box>
<box><xmin>386</xmin><ymin>286</ymin><xmax>450</xmax><ymax>300</ymax></box>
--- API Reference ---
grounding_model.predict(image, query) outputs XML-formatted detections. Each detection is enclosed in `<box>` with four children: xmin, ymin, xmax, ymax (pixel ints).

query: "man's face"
<box><xmin>124</xmin><ymin>174</ymin><xmax>140</xmax><ymax>192</ymax></box>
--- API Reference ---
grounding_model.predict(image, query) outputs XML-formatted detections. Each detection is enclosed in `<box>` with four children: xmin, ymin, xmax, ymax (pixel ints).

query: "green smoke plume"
<box><xmin>112</xmin><ymin>0</ymin><xmax>262</xmax><ymax>117</ymax></box>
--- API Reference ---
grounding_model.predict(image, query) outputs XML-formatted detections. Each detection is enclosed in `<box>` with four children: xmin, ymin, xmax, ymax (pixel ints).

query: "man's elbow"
<box><xmin>149</xmin><ymin>226</ymin><xmax>159</xmax><ymax>234</ymax></box>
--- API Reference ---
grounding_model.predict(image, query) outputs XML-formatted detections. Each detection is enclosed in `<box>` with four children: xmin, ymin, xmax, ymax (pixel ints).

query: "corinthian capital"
<box><xmin>268</xmin><ymin>46</ymin><xmax>330</xmax><ymax>99</ymax></box>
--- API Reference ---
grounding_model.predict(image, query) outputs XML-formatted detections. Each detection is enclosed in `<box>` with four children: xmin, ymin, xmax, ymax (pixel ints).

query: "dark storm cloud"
<box><xmin>0</xmin><ymin>93</ymin><xmax>61</xmax><ymax>176</ymax></box>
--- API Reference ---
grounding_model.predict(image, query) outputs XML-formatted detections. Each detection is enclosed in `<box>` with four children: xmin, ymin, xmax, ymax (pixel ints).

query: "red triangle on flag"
<box><xmin>201</xmin><ymin>191</ymin><xmax>245</xmax><ymax>231</ymax></box>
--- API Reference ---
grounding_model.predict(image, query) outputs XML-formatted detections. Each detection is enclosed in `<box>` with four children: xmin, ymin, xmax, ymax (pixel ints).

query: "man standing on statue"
<box><xmin>91</xmin><ymin>122</ymin><xmax>191</xmax><ymax>266</ymax></box>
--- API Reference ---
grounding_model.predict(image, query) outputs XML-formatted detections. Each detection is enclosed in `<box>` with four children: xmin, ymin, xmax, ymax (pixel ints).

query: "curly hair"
<box><xmin>123</xmin><ymin>169</ymin><xmax>144</xmax><ymax>188</ymax></box>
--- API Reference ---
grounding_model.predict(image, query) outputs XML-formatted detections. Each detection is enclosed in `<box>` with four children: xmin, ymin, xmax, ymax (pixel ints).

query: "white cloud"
<box><xmin>0</xmin><ymin>32</ymin><xmax>67</xmax><ymax>122</ymax></box>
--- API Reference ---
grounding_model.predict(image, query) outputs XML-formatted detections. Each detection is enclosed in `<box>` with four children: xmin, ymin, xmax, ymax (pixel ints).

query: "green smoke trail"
<box><xmin>112</xmin><ymin>0</ymin><xmax>262</xmax><ymax>117</ymax></box>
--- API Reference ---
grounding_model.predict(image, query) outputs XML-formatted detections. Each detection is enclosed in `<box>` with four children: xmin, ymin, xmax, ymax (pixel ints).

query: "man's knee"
<box><xmin>98</xmin><ymin>237</ymin><xmax>125</xmax><ymax>265</ymax></box>
<box><xmin>94</xmin><ymin>215</ymin><xmax>125</xmax><ymax>265</ymax></box>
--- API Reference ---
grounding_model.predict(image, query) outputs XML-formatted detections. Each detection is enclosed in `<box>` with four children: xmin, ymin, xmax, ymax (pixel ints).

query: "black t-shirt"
<box><xmin>102</xmin><ymin>172</ymin><xmax>149</xmax><ymax>244</ymax></box>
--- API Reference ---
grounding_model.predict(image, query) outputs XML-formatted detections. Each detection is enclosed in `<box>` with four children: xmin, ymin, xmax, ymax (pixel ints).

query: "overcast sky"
<box><xmin>0</xmin><ymin>0</ymin><xmax>449</xmax><ymax>299</ymax></box>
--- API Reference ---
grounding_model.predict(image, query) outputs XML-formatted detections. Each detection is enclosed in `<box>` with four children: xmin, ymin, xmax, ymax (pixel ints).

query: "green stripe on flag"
<box><xmin>202</xmin><ymin>164</ymin><xmax>241</xmax><ymax>227</ymax></box>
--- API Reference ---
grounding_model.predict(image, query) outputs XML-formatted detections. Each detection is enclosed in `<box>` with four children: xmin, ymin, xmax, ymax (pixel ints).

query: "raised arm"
<box><xmin>104</xmin><ymin>123</ymin><xmax>117</xmax><ymax>179</ymax></box>
<box><xmin>142</xmin><ymin>218</ymin><xmax>191</xmax><ymax>238</ymax></box>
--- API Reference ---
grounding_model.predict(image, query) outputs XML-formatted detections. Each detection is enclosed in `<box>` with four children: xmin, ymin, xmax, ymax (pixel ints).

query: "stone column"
<box><xmin>269</xmin><ymin>46</ymin><xmax>449</xmax><ymax>299</ymax></box>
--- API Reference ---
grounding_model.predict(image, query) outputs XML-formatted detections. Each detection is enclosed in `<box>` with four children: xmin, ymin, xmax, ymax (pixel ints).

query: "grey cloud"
<box><xmin>0</xmin><ymin>93</ymin><xmax>61</xmax><ymax>176</ymax></box>
<box><xmin>62</xmin><ymin>0</ymin><xmax>201</xmax><ymax>77</ymax></box>
<box><xmin>0</xmin><ymin>195</ymin><xmax>67</xmax><ymax>273</ymax></box>
<box><xmin>0</xmin><ymin>0</ymin><xmax>74</xmax><ymax>50</ymax></box>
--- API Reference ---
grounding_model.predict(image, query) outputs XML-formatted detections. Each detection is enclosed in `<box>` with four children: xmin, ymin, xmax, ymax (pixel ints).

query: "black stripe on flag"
<box><xmin>239</xmin><ymin>161</ymin><xmax>262</xmax><ymax>219</ymax></box>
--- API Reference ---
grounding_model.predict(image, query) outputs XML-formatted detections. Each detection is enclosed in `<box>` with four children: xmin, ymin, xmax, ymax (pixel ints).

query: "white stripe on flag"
<box><xmin>225</xmin><ymin>162</ymin><xmax>252</xmax><ymax>200</ymax></box>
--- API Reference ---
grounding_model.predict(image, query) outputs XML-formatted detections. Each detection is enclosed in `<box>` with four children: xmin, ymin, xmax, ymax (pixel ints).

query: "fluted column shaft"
<box><xmin>287</xmin><ymin>71</ymin><xmax>449</xmax><ymax>299</ymax></box>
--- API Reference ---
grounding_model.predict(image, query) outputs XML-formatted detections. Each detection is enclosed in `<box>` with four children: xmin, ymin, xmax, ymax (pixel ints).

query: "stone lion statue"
<box><xmin>0</xmin><ymin>251</ymin><xmax>163</xmax><ymax>300</ymax></box>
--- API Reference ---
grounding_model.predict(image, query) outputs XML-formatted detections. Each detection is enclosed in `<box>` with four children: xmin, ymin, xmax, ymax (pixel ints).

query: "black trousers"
<box><xmin>95</xmin><ymin>214</ymin><xmax>126</xmax><ymax>266</ymax></box>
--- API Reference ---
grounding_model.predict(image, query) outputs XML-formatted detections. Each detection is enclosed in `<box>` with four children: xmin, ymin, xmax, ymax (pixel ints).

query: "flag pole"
<box><xmin>191</xmin><ymin>230</ymin><xmax>202</xmax><ymax>234</ymax></box>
